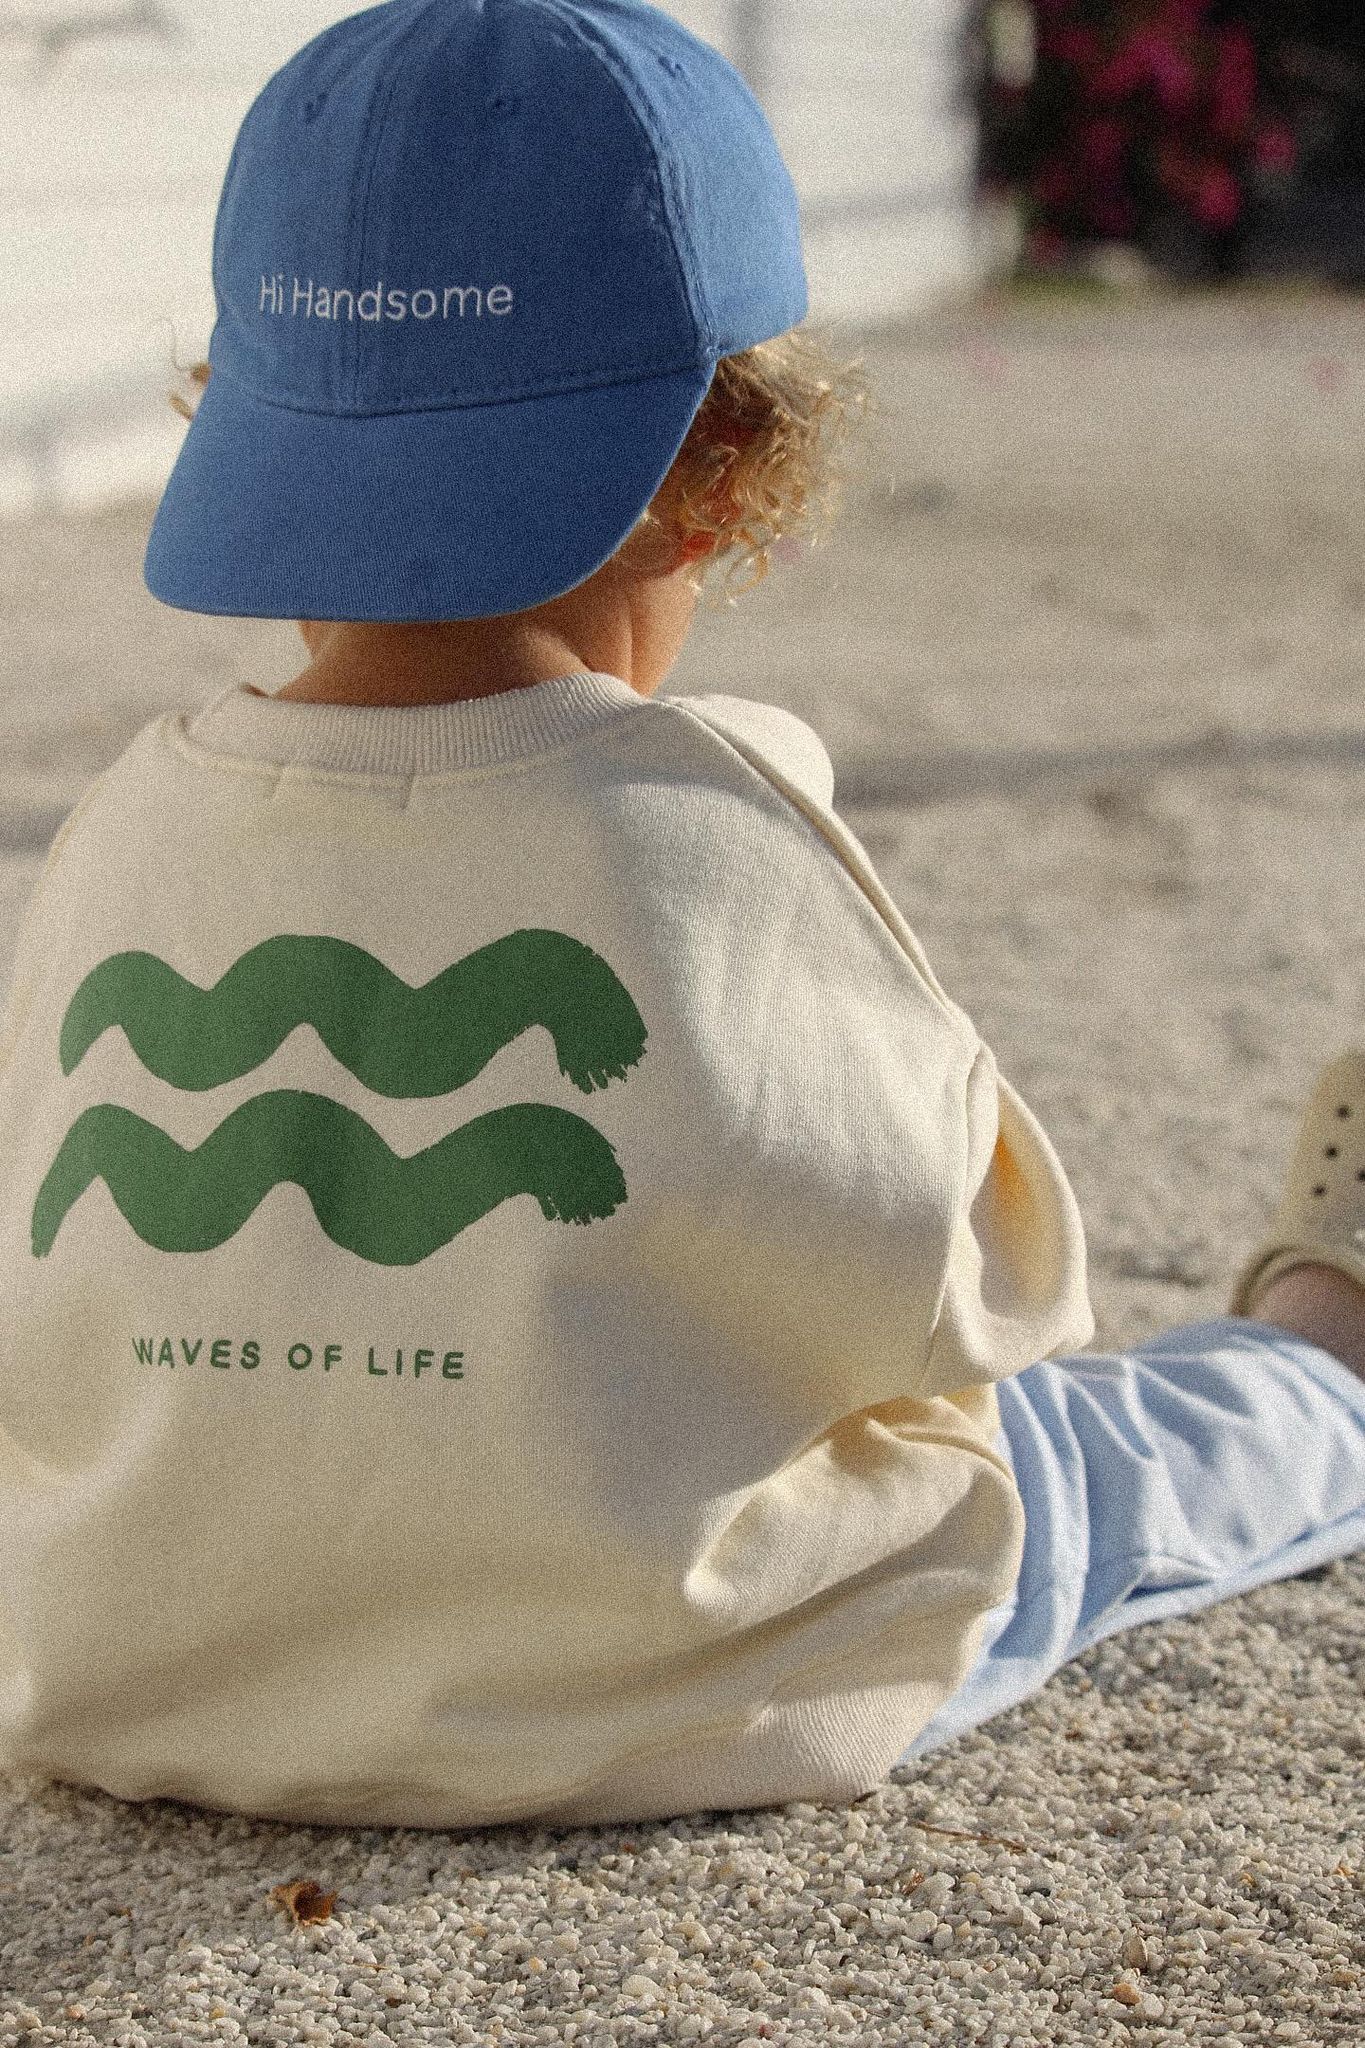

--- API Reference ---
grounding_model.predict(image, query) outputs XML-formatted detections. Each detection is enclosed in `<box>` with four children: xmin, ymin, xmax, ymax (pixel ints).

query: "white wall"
<box><xmin>0</xmin><ymin>0</ymin><xmax>981</xmax><ymax>518</ymax></box>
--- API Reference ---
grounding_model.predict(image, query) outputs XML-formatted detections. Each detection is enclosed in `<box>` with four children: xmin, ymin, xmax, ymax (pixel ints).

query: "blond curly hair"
<box><xmin>167</xmin><ymin>321</ymin><xmax>875</xmax><ymax>611</ymax></box>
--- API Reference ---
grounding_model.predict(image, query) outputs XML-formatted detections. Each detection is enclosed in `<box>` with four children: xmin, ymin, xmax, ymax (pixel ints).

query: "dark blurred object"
<box><xmin>971</xmin><ymin>1</ymin><xmax>1365</xmax><ymax>284</ymax></box>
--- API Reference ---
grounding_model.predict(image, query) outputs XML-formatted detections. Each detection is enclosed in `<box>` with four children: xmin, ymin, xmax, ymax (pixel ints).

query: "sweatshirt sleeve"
<box><xmin>923</xmin><ymin>1037</ymin><xmax>1095</xmax><ymax>1398</ymax></box>
<box><xmin>673</xmin><ymin>693</ymin><xmax>835</xmax><ymax>810</ymax></box>
<box><xmin>659</xmin><ymin>689</ymin><xmax>1095</xmax><ymax>1409</ymax></box>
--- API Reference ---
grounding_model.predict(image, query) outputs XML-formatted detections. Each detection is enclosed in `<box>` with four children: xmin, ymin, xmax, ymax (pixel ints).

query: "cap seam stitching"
<box><xmin>521</xmin><ymin>0</ymin><xmax>713</xmax><ymax>356</ymax></box>
<box><xmin>200</xmin><ymin>352</ymin><xmax>710</xmax><ymax>417</ymax></box>
<box><xmin>350</xmin><ymin>0</ymin><xmax>454</xmax><ymax>406</ymax></box>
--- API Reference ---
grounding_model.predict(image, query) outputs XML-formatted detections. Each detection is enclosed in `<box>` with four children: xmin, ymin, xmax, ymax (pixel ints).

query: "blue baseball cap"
<box><xmin>143</xmin><ymin>0</ymin><xmax>809</xmax><ymax>622</ymax></box>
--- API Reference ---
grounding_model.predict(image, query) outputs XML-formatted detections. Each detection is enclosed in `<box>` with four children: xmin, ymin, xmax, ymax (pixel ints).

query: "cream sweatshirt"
<box><xmin>0</xmin><ymin>669</ymin><xmax>1094</xmax><ymax>1828</ymax></box>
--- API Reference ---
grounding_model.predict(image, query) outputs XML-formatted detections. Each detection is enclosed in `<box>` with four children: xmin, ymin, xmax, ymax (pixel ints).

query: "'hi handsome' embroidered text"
<box><xmin>259</xmin><ymin>274</ymin><xmax>514</xmax><ymax>322</ymax></box>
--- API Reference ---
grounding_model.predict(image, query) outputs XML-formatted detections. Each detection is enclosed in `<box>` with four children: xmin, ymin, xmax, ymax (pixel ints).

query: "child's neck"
<box><xmin>262</xmin><ymin>559</ymin><xmax>698</xmax><ymax>708</ymax></box>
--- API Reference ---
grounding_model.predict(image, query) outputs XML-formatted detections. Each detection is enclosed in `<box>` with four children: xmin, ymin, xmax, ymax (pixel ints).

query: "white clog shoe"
<box><xmin>1230</xmin><ymin>1050</ymin><xmax>1365</xmax><ymax>1317</ymax></box>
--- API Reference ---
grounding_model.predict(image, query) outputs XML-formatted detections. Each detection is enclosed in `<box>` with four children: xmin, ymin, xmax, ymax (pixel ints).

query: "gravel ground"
<box><xmin>0</xmin><ymin>285</ymin><xmax>1362</xmax><ymax>2044</ymax></box>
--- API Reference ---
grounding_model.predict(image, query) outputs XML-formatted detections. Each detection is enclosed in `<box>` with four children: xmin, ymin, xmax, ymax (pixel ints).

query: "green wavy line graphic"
<box><xmin>31</xmin><ymin>1092</ymin><xmax>628</xmax><ymax>1263</ymax></box>
<box><xmin>58</xmin><ymin>929</ymin><xmax>647</xmax><ymax>1096</ymax></box>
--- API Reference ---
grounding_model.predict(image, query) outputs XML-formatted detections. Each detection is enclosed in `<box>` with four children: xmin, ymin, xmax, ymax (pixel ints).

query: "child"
<box><xmin>1</xmin><ymin>0</ymin><xmax>1361</xmax><ymax>1832</ymax></box>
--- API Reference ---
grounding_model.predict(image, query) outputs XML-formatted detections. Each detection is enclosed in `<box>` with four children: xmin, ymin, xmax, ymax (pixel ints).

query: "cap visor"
<box><xmin>144</xmin><ymin>359</ymin><xmax>715</xmax><ymax>621</ymax></box>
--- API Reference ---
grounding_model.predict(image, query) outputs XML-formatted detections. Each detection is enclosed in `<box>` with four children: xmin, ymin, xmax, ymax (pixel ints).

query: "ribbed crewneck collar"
<box><xmin>178</xmin><ymin>670</ymin><xmax>653</xmax><ymax>776</ymax></box>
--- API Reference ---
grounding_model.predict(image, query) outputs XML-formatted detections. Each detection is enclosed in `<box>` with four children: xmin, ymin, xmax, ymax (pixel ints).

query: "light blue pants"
<box><xmin>896</xmin><ymin>1316</ymin><xmax>1365</xmax><ymax>1764</ymax></box>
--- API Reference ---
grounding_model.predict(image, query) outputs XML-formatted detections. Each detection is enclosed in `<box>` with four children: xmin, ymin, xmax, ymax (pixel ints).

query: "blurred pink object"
<box><xmin>1254</xmin><ymin>122</ymin><xmax>1297</xmax><ymax>174</ymax></box>
<box><xmin>1210</xmin><ymin>25</ymin><xmax>1257</xmax><ymax>142</ymax></box>
<box><xmin>773</xmin><ymin>537</ymin><xmax>805</xmax><ymax>566</ymax></box>
<box><xmin>1045</xmin><ymin>26</ymin><xmax>1103</xmax><ymax>71</ymax></box>
<box><xmin>1094</xmin><ymin>30</ymin><xmax>1199</xmax><ymax>117</ymax></box>
<box><xmin>1080</xmin><ymin>115</ymin><xmax>1127</xmax><ymax>181</ymax></box>
<box><xmin>1192</xmin><ymin>162</ymin><xmax>1241</xmax><ymax>230</ymax></box>
<box><xmin>1147</xmin><ymin>36</ymin><xmax>1200</xmax><ymax>117</ymax></box>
